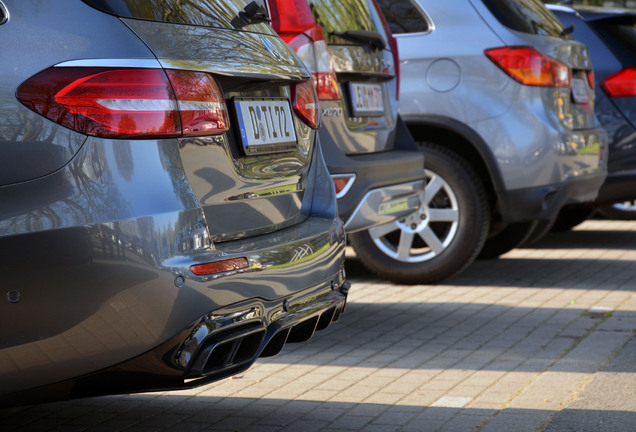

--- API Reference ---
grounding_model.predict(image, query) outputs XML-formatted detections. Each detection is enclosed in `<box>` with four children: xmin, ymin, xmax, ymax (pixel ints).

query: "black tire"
<box><xmin>477</xmin><ymin>221</ymin><xmax>537</xmax><ymax>259</ymax></box>
<box><xmin>596</xmin><ymin>201</ymin><xmax>636</xmax><ymax>220</ymax></box>
<box><xmin>349</xmin><ymin>142</ymin><xmax>489</xmax><ymax>284</ymax></box>
<box><xmin>550</xmin><ymin>206</ymin><xmax>594</xmax><ymax>232</ymax></box>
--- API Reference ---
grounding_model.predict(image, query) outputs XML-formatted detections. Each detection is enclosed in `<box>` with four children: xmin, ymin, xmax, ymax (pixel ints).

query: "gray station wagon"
<box><xmin>0</xmin><ymin>0</ymin><xmax>347</xmax><ymax>406</ymax></box>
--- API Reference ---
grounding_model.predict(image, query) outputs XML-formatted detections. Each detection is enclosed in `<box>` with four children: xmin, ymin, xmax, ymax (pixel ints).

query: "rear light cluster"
<box><xmin>485</xmin><ymin>46</ymin><xmax>571</xmax><ymax>88</ymax></box>
<box><xmin>292</xmin><ymin>79</ymin><xmax>320</xmax><ymax>129</ymax></box>
<box><xmin>17</xmin><ymin>67</ymin><xmax>230</xmax><ymax>138</ymax></box>
<box><xmin>372</xmin><ymin>0</ymin><xmax>401</xmax><ymax>99</ymax></box>
<box><xmin>601</xmin><ymin>67</ymin><xmax>636</xmax><ymax>97</ymax></box>
<box><xmin>268</xmin><ymin>0</ymin><xmax>341</xmax><ymax>102</ymax></box>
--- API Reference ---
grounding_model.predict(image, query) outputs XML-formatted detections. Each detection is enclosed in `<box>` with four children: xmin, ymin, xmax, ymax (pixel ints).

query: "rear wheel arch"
<box><xmin>402</xmin><ymin>115</ymin><xmax>504</xmax><ymax>212</ymax></box>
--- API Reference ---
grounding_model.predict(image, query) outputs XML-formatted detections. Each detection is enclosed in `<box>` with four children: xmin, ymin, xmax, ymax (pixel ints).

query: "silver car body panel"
<box><xmin>396</xmin><ymin>0</ymin><xmax>607</xmax><ymax>192</ymax></box>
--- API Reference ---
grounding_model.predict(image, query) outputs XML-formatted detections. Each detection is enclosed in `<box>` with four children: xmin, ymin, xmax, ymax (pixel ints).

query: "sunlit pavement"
<box><xmin>3</xmin><ymin>219</ymin><xmax>636</xmax><ymax>432</ymax></box>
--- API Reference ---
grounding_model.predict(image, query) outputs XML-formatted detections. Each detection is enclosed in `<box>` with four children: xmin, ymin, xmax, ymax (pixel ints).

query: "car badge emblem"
<box><xmin>260</xmin><ymin>36</ymin><xmax>283</xmax><ymax>62</ymax></box>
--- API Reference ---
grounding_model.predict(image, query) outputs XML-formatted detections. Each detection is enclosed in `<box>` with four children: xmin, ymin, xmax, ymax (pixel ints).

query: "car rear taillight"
<box><xmin>16</xmin><ymin>67</ymin><xmax>229</xmax><ymax>138</ymax></box>
<box><xmin>485</xmin><ymin>46</ymin><xmax>571</xmax><ymax>88</ymax></box>
<box><xmin>601</xmin><ymin>68</ymin><xmax>636</xmax><ymax>97</ymax></box>
<box><xmin>268</xmin><ymin>0</ymin><xmax>340</xmax><ymax>101</ymax></box>
<box><xmin>587</xmin><ymin>70</ymin><xmax>596</xmax><ymax>90</ymax></box>
<box><xmin>372</xmin><ymin>0</ymin><xmax>400</xmax><ymax>100</ymax></box>
<box><xmin>292</xmin><ymin>80</ymin><xmax>319</xmax><ymax>129</ymax></box>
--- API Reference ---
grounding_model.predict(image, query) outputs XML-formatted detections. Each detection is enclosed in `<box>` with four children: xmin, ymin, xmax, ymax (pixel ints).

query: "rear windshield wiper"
<box><xmin>560</xmin><ymin>24</ymin><xmax>576</xmax><ymax>38</ymax></box>
<box><xmin>232</xmin><ymin>1</ymin><xmax>270</xmax><ymax>28</ymax></box>
<box><xmin>331</xmin><ymin>30</ymin><xmax>386</xmax><ymax>50</ymax></box>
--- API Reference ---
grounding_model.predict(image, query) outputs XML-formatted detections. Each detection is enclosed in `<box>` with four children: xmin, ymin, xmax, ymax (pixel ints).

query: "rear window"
<box><xmin>82</xmin><ymin>0</ymin><xmax>268</xmax><ymax>31</ymax></box>
<box><xmin>307</xmin><ymin>0</ymin><xmax>385</xmax><ymax>45</ymax></box>
<box><xmin>482</xmin><ymin>0</ymin><xmax>565</xmax><ymax>37</ymax></box>
<box><xmin>590</xmin><ymin>16</ymin><xmax>636</xmax><ymax>67</ymax></box>
<box><xmin>375</xmin><ymin>0</ymin><xmax>431</xmax><ymax>35</ymax></box>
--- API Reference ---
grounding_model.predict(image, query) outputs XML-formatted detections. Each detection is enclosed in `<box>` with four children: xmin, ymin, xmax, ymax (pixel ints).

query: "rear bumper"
<box><xmin>0</xmin><ymin>215</ymin><xmax>346</xmax><ymax>407</ymax></box>
<box><xmin>324</xmin><ymin>149</ymin><xmax>425</xmax><ymax>231</ymax></box>
<box><xmin>0</xmin><ymin>135</ymin><xmax>347</xmax><ymax>406</ymax></box>
<box><xmin>498</xmin><ymin>169</ymin><xmax>607</xmax><ymax>223</ymax></box>
<box><xmin>1</xmin><ymin>269</ymin><xmax>347</xmax><ymax>407</ymax></box>
<box><xmin>596</xmin><ymin>172</ymin><xmax>636</xmax><ymax>204</ymax></box>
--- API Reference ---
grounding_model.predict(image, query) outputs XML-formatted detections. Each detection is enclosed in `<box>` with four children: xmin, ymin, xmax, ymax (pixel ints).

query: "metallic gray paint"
<box><xmin>0</xmin><ymin>0</ymin><xmax>346</xmax><ymax>403</ymax></box>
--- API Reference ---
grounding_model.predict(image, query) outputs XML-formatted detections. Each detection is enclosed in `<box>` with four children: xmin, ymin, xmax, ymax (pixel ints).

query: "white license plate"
<box><xmin>350</xmin><ymin>82</ymin><xmax>384</xmax><ymax>116</ymax></box>
<box><xmin>571</xmin><ymin>78</ymin><xmax>590</xmax><ymax>104</ymax></box>
<box><xmin>234</xmin><ymin>99</ymin><xmax>297</xmax><ymax>154</ymax></box>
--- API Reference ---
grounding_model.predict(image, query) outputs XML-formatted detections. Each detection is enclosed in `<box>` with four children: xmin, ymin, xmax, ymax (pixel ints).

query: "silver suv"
<box><xmin>371</xmin><ymin>0</ymin><xmax>608</xmax><ymax>283</ymax></box>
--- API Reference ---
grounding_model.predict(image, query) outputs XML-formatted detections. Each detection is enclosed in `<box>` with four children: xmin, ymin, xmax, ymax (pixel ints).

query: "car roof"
<box><xmin>548</xmin><ymin>4</ymin><xmax>636</xmax><ymax>22</ymax></box>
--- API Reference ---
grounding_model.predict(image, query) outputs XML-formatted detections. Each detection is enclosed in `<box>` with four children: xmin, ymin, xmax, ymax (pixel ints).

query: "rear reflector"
<box><xmin>17</xmin><ymin>67</ymin><xmax>229</xmax><ymax>138</ymax></box>
<box><xmin>332</xmin><ymin>174</ymin><xmax>355</xmax><ymax>198</ymax></box>
<box><xmin>485</xmin><ymin>46</ymin><xmax>570</xmax><ymax>88</ymax></box>
<box><xmin>601</xmin><ymin>67</ymin><xmax>636</xmax><ymax>97</ymax></box>
<box><xmin>190</xmin><ymin>257</ymin><xmax>249</xmax><ymax>276</ymax></box>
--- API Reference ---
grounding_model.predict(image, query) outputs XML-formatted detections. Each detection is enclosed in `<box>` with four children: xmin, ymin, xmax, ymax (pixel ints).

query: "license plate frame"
<box><xmin>234</xmin><ymin>98</ymin><xmax>298</xmax><ymax>155</ymax></box>
<box><xmin>571</xmin><ymin>77</ymin><xmax>590</xmax><ymax>104</ymax></box>
<box><xmin>349</xmin><ymin>82</ymin><xmax>384</xmax><ymax>116</ymax></box>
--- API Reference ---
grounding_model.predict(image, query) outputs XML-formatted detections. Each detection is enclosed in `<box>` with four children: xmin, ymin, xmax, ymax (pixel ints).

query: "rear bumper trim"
<box><xmin>344</xmin><ymin>180</ymin><xmax>425</xmax><ymax>233</ymax></box>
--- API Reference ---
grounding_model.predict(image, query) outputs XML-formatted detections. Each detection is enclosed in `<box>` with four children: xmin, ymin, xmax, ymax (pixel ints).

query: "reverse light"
<box><xmin>268</xmin><ymin>0</ymin><xmax>341</xmax><ymax>101</ymax></box>
<box><xmin>17</xmin><ymin>67</ymin><xmax>229</xmax><ymax>138</ymax></box>
<box><xmin>601</xmin><ymin>68</ymin><xmax>636</xmax><ymax>98</ymax></box>
<box><xmin>190</xmin><ymin>257</ymin><xmax>249</xmax><ymax>276</ymax></box>
<box><xmin>485</xmin><ymin>46</ymin><xmax>571</xmax><ymax>88</ymax></box>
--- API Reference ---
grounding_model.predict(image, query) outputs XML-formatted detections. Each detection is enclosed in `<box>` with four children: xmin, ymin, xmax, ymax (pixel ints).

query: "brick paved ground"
<box><xmin>2</xmin><ymin>219</ymin><xmax>636</xmax><ymax>431</ymax></box>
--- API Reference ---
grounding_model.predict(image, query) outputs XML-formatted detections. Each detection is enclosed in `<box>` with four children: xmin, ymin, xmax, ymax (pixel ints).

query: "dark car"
<box><xmin>549</xmin><ymin>4</ymin><xmax>636</xmax><ymax>224</ymax></box>
<box><xmin>0</xmin><ymin>0</ymin><xmax>347</xmax><ymax>407</ymax></box>
<box><xmin>266</xmin><ymin>0</ymin><xmax>428</xmax><ymax>284</ymax></box>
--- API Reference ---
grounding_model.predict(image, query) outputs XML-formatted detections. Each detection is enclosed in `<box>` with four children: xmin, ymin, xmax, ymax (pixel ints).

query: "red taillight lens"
<box><xmin>485</xmin><ymin>46</ymin><xmax>571</xmax><ymax>88</ymax></box>
<box><xmin>292</xmin><ymin>79</ymin><xmax>319</xmax><ymax>128</ymax></box>
<box><xmin>165</xmin><ymin>70</ymin><xmax>229</xmax><ymax>136</ymax></box>
<box><xmin>16</xmin><ymin>67</ymin><xmax>229</xmax><ymax>138</ymax></box>
<box><xmin>268</xmin><ymin>0</ymin><xmax>341</xmax><ymax>101</ymax></box>
<box><xmin>587</xmin><ymin>70</ymin><xmax>596</xmax><ymax>90</ymax></box>
<box><xmin>268</xmin><ymin>0</ymin><xmax>315</xmax><ymax>34</ymax></box>
<box><xmin>601</xmin><ymin>68</ymin><xmax>636</xmax><ymax>97</ymax></box>
<box><xmin>372</xmin><ymin>0</ymin><xmax>400</xmax><ymax>99</ymax></box>
<box><xmin>190</xmin><ymin>257</ymin><xmax>249</xmax><ymax>276</ymax></box>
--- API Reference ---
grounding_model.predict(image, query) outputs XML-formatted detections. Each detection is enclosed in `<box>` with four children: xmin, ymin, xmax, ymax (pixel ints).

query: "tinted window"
<box><xmin>483</xmin><ymin>0</ymin><xmax>564</xmax><ymax>37</ymax></box>
<box><xmin>591</xmin><ymin>16</ymin><xmax>636</xmax><ymax>67</ymax></box>
<box><xmin>307</xmin><ymin>0</ymin><xmax>381</xmax><ymax>44</ymax></box>
<box><xmin>82</xmin><ymin>0</ymin><xmax>268</xmax><ymax>31</ymax></box>
<box><xmin>0</xmin><ymin>1</ymin><xmax>7</xmax><ymax>25</ymax></box>
<box><xmin>376</xmin><ymin>0</ymin><xmax>430</xmax><ymax>35</ymax></box>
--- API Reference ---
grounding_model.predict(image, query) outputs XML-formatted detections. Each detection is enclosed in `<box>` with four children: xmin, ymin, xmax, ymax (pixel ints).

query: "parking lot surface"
<box><xmin>3</xmin><ymin>219</ymin><xmax>636</xmax><ymax>432</ymax></box>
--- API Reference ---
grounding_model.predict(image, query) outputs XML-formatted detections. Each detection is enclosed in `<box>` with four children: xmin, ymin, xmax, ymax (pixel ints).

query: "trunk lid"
<box><xmin>307</xmin><ymin>0</ymin><xmax>399</xmax><ymax>154</ymax></box>
<box><xmin>87</xmin><ymin>0</ymin><xmax>318</xmax><ymax>242</ymax></box>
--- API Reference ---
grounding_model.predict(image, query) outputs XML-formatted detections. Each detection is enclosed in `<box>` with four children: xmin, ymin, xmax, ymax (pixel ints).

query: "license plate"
<box><xmin>349</xmin><ymin>82</ymin><xmax>384</xmax><ymax>116</ymax></box>
<box><xmin>571</xmin><ymin>78</ymin><xmax>590</xmax><ymax>104</ymax></box>
<box><xmin>234</xmin><ymin>98</ymin><xmax>297</xmax><ymax>155</ymax></box>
